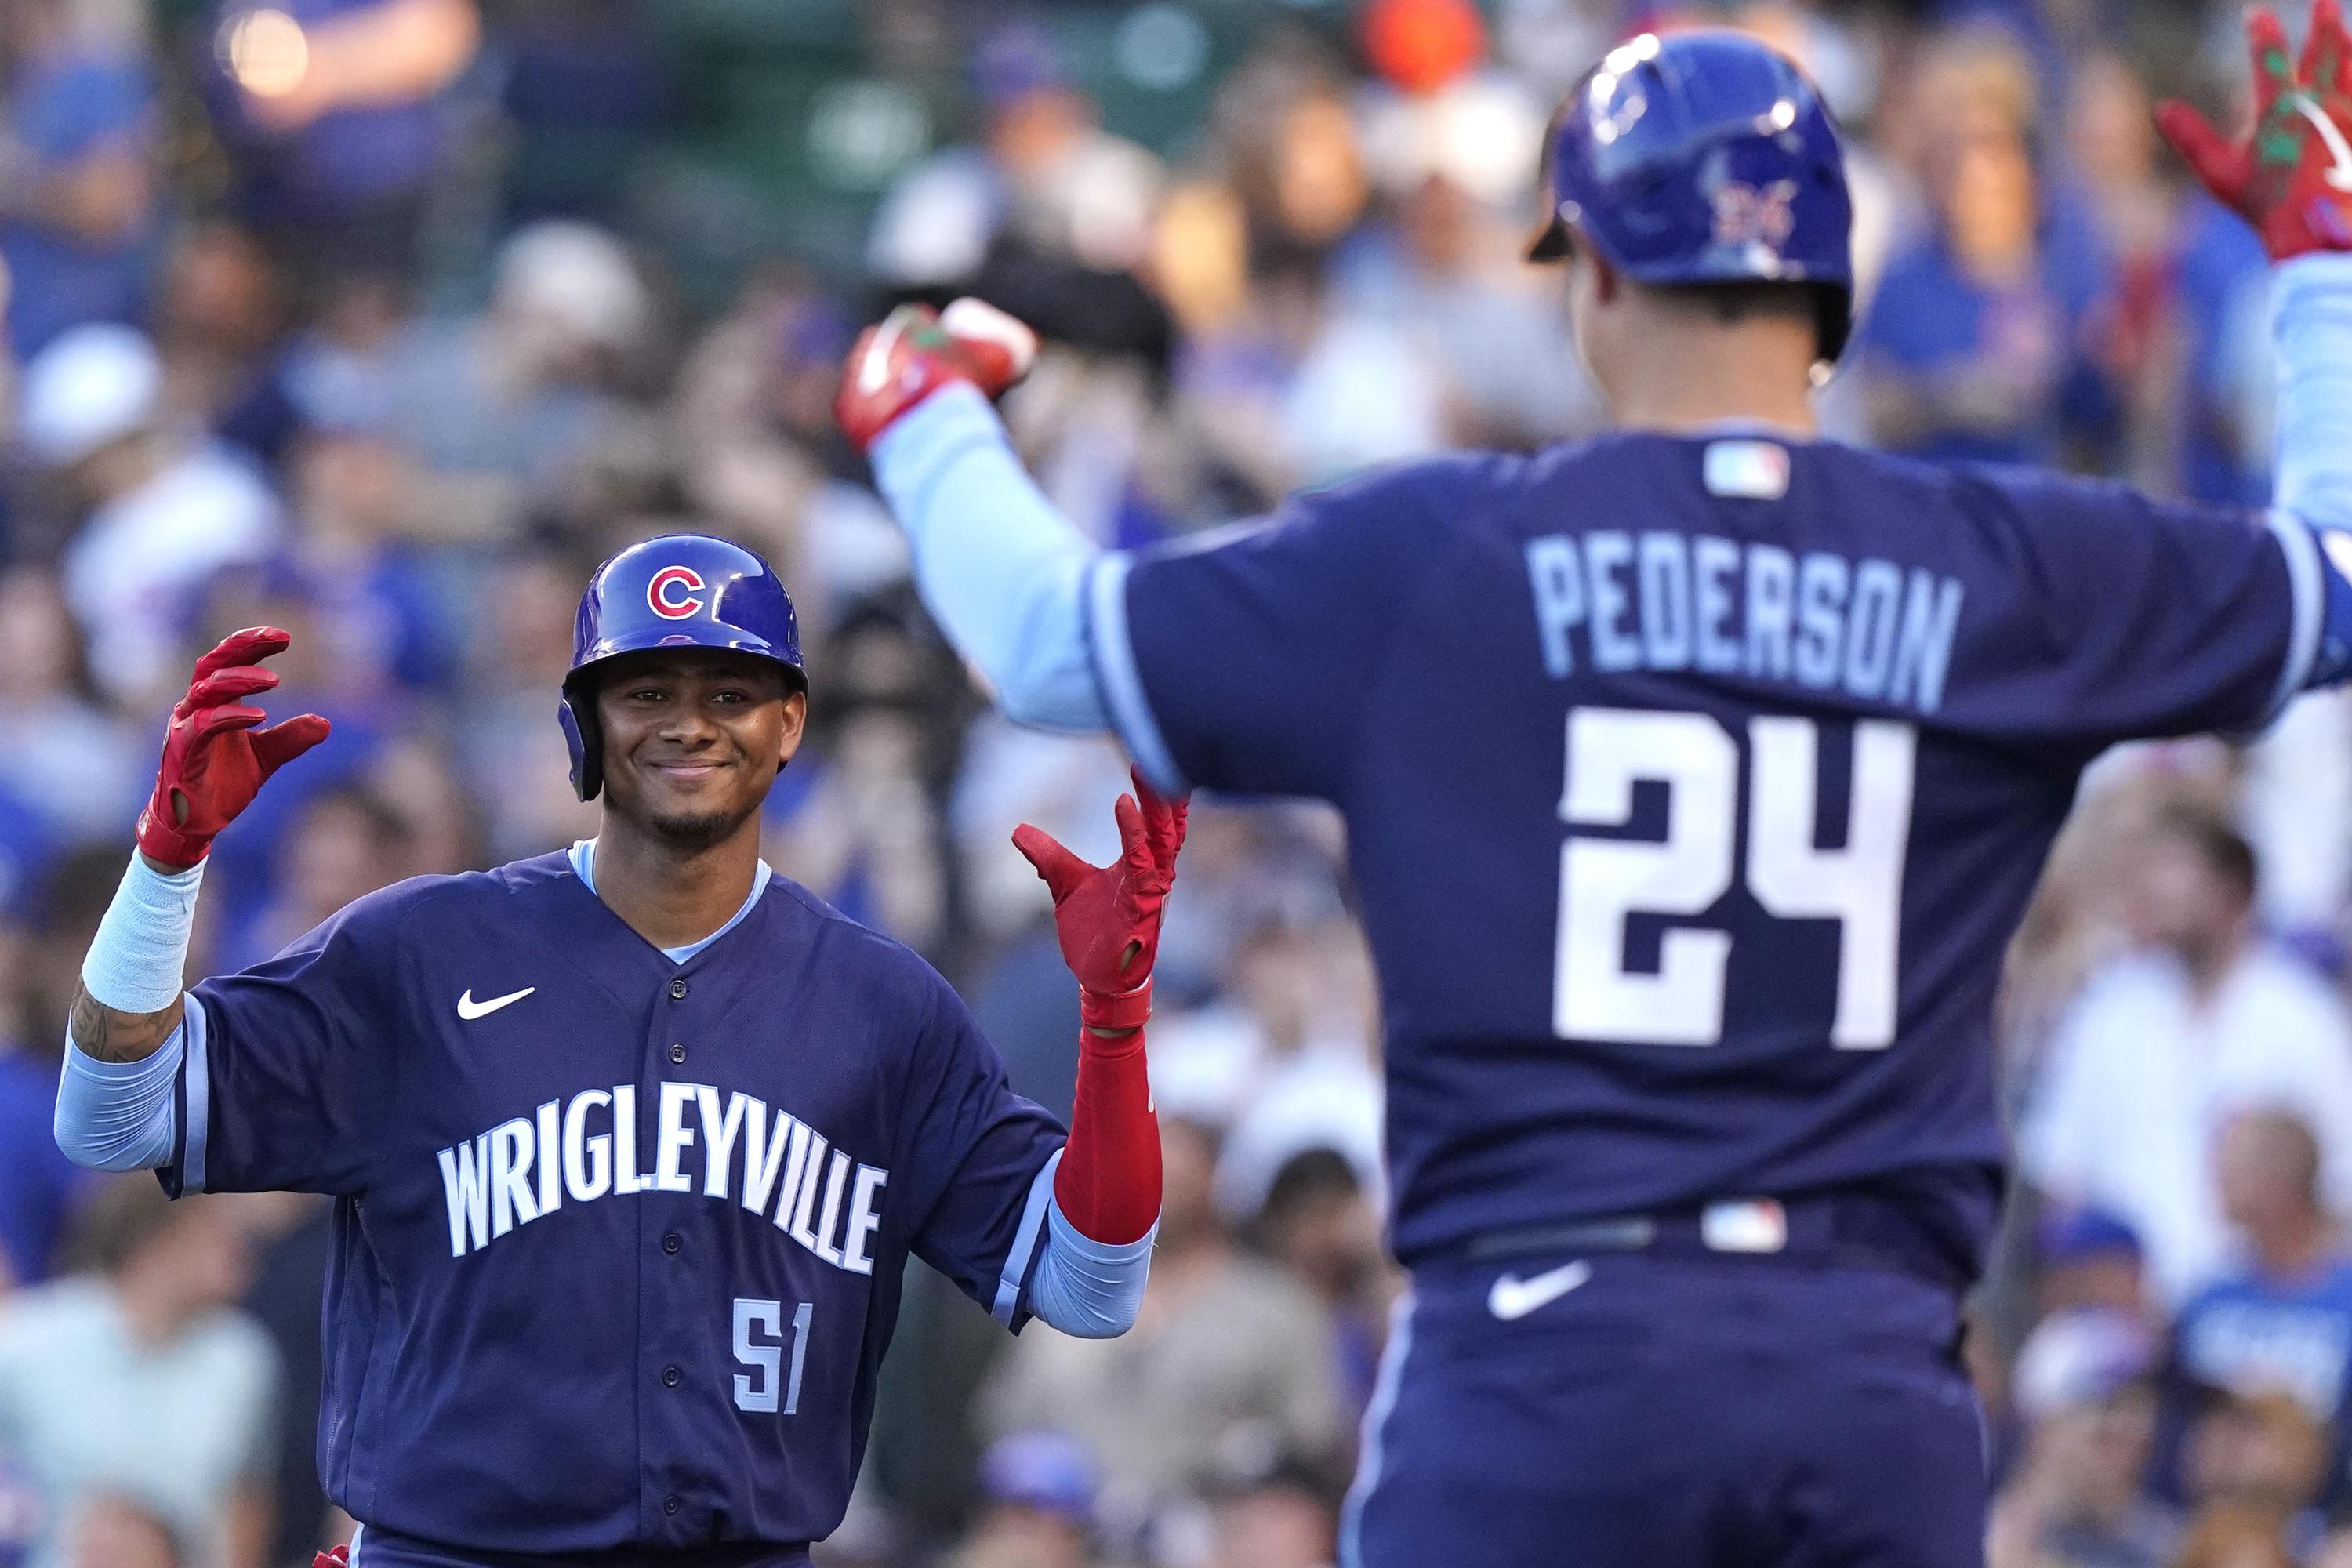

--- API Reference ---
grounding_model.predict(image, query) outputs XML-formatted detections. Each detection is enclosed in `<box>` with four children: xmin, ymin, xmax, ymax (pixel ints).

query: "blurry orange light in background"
<box><xmin>219</xmin><ymin>9</ymin><xmax>310</xmax><ymax>98</ymax></box>
<box><xmin>1361</xmin><ymin>0</ymin><xmax>1488</xmax><ymax>98</ymax></box>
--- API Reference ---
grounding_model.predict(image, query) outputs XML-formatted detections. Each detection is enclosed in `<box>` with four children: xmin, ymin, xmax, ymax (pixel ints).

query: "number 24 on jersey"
<box><xmin>1554</xmin><ymin>708</ymin><xmax>1915</xmax><ymax>1050</ymax></box>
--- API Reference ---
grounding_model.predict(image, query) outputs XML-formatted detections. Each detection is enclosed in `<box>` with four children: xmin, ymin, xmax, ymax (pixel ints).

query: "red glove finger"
<box><xmin>1012</xmin><ymin>793</ymin><xmax>1185</xmax><ymax>1030</ymax></box>
<box><xmin>187</xmin><ymin>702</ymin><xmax>267</xmax><ymax>741</ymax></box>
<box><xmin>1112</xmin><ymin>793</ymin><xmax>1162</xmax><ymax>898</ymax></box>
<box><xmin>1012</xmin><ymin>822</ymin><xmax>1094</xmax><ymax>903</ymax></box>
<box><xmin>835</xmin><ymin>301</ymin><xmax>1041</xmax><ymax>452</ymax></box>
<box><xmin>2304</xmin><ymin>0</ymin><xmax>2345</xmax><ymax>86</ymax></box>
<box><xmin>938</xmin><ymin>297</ymin><xmax>1038</xmax><ymax>394</ymax></box>
<box><xmin>1129</xmin><ymin>767</ymin><xmax>1189</xmax><ymax>874</ymax></box>
<box><xmin>2156</xmin><ymin>100</ymin><xmax>2250</xmax><ymax>206</ymax></box>
<box><xmin>2251</xmin><ymin>6</ymin><xmax>2297</xmax><ymax>116</ymax></box>
<box><xmin>190</xmin><ymin>626</ymin><xmax>292</xmax><ymax>683</ymax></box>
<box><xmin>186</xmin><ymin>666</ymin><xmax>280</xmax><ymax>710</ymax></box>
<box><xmin>252</xmin><ymin>714</ymin><xmax>332</xmax><ymax>778</ymax></box>
<box><xmin>136</xmin><ymin>634</ymin><xmax>328</xmax><ymax>868</ymax></box>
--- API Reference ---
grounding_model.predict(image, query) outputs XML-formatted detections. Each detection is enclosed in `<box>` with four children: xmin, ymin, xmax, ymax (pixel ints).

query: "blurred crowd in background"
<box><xmin>0</xmin><ymin>0</ymin><xmax>2341</xmax><ymax>1564</ymax></box>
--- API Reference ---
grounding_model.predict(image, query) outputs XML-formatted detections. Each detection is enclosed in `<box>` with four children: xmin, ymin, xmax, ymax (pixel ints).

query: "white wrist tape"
<box><xmin>81</xmin><ymin>853</ymin><xmax>205</xmax><ymax>1014</ymax></box>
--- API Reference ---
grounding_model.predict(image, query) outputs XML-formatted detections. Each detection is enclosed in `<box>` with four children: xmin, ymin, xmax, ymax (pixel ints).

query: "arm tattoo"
<box><xmin>68</xmin><ymin>982</ymin><xmax>184</xmax><ymax>1065</ymax></box>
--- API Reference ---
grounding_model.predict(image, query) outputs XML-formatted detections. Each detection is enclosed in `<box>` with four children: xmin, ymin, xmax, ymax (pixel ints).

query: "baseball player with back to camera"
<box><xmin>49</xmin><ymin>532</ymin><xmax>1189</xmax><ymax>1568</ymax></box>
<box><xmin>837</xmin><ymin>7</ymin><xmax>2352</xmax><ymax>1565</ymax></box>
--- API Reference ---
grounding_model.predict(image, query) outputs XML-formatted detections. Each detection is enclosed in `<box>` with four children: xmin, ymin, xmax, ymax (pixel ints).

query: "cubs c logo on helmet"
<box><xmin>647</xmin><ymin>566</ymin><xmax>706</xmax><ymax>620</ymax></box>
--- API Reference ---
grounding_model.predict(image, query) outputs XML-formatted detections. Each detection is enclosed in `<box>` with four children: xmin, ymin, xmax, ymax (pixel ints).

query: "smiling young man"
<box><xmin>51</xmin><ymin>532</ymin><xmax>1185</xmax><ymax>1568</ymax></box>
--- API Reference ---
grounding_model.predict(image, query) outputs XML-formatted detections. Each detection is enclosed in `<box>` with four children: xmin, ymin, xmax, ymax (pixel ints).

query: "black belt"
<box><xmin>1438</xmin><ymin>1192</ymin><xmax>1969</xmax><ymax>1294</ymax></box>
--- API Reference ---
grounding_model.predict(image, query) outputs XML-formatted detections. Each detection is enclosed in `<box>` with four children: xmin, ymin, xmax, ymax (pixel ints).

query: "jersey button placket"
<box><xmin>669</xmin><ymin>978</ymin><xmax>688</xmax><ymax>1000</ymax></box>
<box><xmin>662</xmin><ymin>1232</ymin><xmax>681</xmax><ymax>1254</ymax></box>
<box><xmin>662</xmin><ymin>1365</ymin><xmax>681</xmax><ymax>1388</ymax></box>
<box><xmin>669</xmin><ymin>1043</ymin><xmax>686</xmax><ymax>1065</ymax></box>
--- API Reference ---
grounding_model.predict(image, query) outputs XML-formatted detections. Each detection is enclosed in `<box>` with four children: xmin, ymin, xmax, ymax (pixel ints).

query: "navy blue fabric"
<box><xmin>164</xmin><ymin>852</ymin><xmax>1063</xmax><ymax>1557</ymax></box>
<box><xmin>1119</xmin><ymin>433</ymin><xmax>2296</xmax><ymax>1278</ymax></box>
<box><xmin>1347</xmin><ymin>1256</ymin><xmax>1985</xmax><ymax>1568</ymax></box>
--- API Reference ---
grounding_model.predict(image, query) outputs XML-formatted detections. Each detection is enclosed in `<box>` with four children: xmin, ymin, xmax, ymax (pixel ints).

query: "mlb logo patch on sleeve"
<box><xmin>1704</xmin><ymin>440</ymin><xmax>1791</xmax><ymax>500</ymax></box>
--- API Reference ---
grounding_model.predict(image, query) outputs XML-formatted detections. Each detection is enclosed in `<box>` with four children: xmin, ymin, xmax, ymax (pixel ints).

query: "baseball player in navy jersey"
<box><xmin>51</xmin><ymin>532</ymin><xmax>1188</xmax><ymax>1568</ymax></box>
<box><xmin>836</xmin><ymin>9</ymin><xmax>2352</xmax><ymax>1565</ymax></box>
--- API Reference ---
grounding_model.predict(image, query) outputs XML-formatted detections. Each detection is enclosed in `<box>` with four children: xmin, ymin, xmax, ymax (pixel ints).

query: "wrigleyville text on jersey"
<box><xmin>436</xmin><ymin>1082</ymin><xmax>890</xmax><ymax>1271</ymax></box>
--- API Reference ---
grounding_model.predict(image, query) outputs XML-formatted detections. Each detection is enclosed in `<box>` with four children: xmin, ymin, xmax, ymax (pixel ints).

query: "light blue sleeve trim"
<box><xmin>182</xmin><ymin>995</ymin><xmax>211</xmax><ymax>1192</ymax></box>
<box><xmin>992</xmin><ymin>1148</ymin><xmax>1063</xmax><ymax>1327</ymax></box>
<box><xmin>2263</xmin><ymin>509</ymin><xmax>2325</xmax><ymax>713</ymax></box>
<box><xmin>55</xmin><ymin>1022</ymin><xmax>184</xmax><ymax>1172</ymax></box>
<box><xmin>869</xmin><ymin>384</ymin><xmax>1111</xmax><ymax>733</ymax></box>
<box><xmin>1083</xmin><ymin>554</ymin><xmax>1189</xmax><ymax>799</ymax></box>
<box><xmin>2271</xmin><ymin>254</ymin><xmax>2352</xmax><ymax>699</ymax></box>
<box><xmin>1028</xmin><ymin>1197</ymin><xmax>1156</xmax><ymax>1340</ymax></box>
<box><xmin>2275</xmin><ymin>253</ymin><xmax>2352</xmax><ymax>534</ymax></box>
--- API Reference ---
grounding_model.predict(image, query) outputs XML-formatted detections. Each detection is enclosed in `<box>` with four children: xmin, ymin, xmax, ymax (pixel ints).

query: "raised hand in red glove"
<box><xmin>833</xmin><ymin>297</ymin><xmax>1039</xmax><ymax>453</ymax></box>
<box><xmin>1013</xmin><ymin>770</ymin><xmax>1188</xmax><ymax>1033</ymax></box>
<box><xmin>136</xmin><ymin>628</ymin><xmax>331</xmax><ymax>869</ymax></box>
<box><xmin>2158</xmin><ymin>0</ymin><xmax>2352</xmax><ymax>258</ymax></box>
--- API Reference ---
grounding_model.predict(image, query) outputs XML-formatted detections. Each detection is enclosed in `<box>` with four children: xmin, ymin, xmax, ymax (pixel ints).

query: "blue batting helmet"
<box><xmin>1528</xmin><ymin>30</ymin><xmax>1854</xmax><ymax>361</ymax></box>
<box><xmin>559</xmin><ymin>533</ymin><xmax>806</xmax><ymax>801</ymax></box>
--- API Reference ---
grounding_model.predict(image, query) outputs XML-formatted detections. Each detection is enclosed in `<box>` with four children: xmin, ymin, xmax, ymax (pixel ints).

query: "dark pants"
<box><xmin>1343</xmin><ymin>1254</ymin><xmax>1987</xmax><ymax>1568</ymax></box>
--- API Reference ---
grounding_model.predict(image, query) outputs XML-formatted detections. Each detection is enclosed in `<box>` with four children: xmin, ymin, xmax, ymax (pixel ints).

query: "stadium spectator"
<box><xmin>20</xmin><ymin>325</ymin><xmax>280</xmax><ymax>708</ymax></box>
<box><xmin>58</xmin><ymin>1494</ymin><xmax>183</xmax><ymax>1568</ymax></box>
<box><xmin>980</xmin><ymin>1116</ymin><xmax>1346</xmax><ymax>1534</ymax></box>
<box><xmin>0</xmin><ymin>1179</ymin><xmax>279</xmax><ymax>1568</ymax></box>
<box><xmin>2177</xmin><ymin>1390</ymin><xmax>2330</xmax><ymax>1554</ymax></box>
<box><xmin>1988</xmin><ymin>1308</ymin><xmax>2178</xmax><ymax>1568</ymax></box>
<box><xmin>0</xmin><ymin>0</ymin><xmax>156</xmax><ymax>361</ymax></box>
<box><xmin>1202</xmin><ymin>1440</ymin><xmax>1344</xmax><ymax>1568</ymax></box>
<box><xmin>1855</xmin><ymin>31</ymin><xmax>2119</xmax><ymax>466</ymax></box>
<box><xmin>2174</xmin><ymin>1112</ymin><xmax>2352</xmax><ymax>1425</ymax></box>
<box><xmin>865</xmin><ymin>22</ymin><xmax>1162</xmax><ymax>291</ymax></box>
<box><xmin>948</xmin><ymin>1432</ymin><xmax>1100</xmax><ymax>1568</ymax></box>
<box><xmin>1253</xmin><ymin>1148</ymin><xmax>1396</xmax><ymax>1424</ymax></box>
<box><xmin>201</xmin><ymin>0</ymin><xmax>478</xmax><ymax>287</ymax></box>
<box><xmin>2021</xmin><ymin>809</ymin><xmax>2352</xmax><ymax>1303</ymax></box>
<box><xmin>2038</xmin><ymin>1207</ymin><xmax>2154</xmax><ymax>1323</ymax></box>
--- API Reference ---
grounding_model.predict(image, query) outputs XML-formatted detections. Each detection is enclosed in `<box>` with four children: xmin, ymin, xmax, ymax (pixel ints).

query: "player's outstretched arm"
<box><xmin>1008</xmin><ymin>770</ymin><xmax>1188</xmax><ymax>1337</ymax></box>
<box><xmin>837</xmin><ymin>301</ymin><xmax>1124</xmax><ymax>739</ymax></box>
<box><xmin>56</xmin><ymin>630</ymin><xmax>327</xmax><ymax>1170</ymax></box>
<box><xmin>2165</xmin><ymin>2</ymin><xmax>2352</xmax><ymax>550</ymax></box>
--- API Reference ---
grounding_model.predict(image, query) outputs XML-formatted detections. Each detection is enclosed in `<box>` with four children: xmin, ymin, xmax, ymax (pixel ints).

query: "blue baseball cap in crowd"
<box><xmin>2036</xmin><ymin>1206</ymin><xmax>2143</xmax><ymax>1268</ymax></box>
<box><xmin>978</xmin><ymin>1431</ymin><xmax>1099</xmax><ymax>1526</ymax></box>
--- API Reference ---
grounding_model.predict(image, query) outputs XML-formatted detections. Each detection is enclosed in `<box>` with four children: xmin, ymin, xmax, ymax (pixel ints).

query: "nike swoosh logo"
<box><xmin>1487</xmin><ymin>1259</ymin><xmax>1594</xmax><ymax>1322</ymax></box>
<box><xmin>456</xmin><ymin>986</ymin><xmax>535</xmax><ymax>1021</ymax></box>
<box><xmin>2296</xmin><ymin>96</ymin><xmax>2352</xmax><ymax>193</ymax></box>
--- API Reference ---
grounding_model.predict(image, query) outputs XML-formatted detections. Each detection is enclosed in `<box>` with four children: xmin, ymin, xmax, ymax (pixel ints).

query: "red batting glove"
<box><xmin>1013</xmin><ymin>770</ymin><xmax>1188</xmax><ymax>1033</ymax></box>
<box><xmin>833</xmin><ymin>298</ymin><xmax>1039</xmax><ymax>453</ymax></box>
<box><xmin>2158</xmin><ymin>0</ymin><xmax>2352</xmax><ymax>258</ymax></box>
<box><xmin>135</xmin><ymin>628</ymin><xmax>331</xmax><ymax>869</ymax></box>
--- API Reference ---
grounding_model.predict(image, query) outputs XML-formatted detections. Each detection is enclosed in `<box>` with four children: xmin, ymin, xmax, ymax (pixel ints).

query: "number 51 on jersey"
<box><xmin>1555</xmin><ymin>708</ymin><xmax>1915</xmax><ymax>1051</ymax></box>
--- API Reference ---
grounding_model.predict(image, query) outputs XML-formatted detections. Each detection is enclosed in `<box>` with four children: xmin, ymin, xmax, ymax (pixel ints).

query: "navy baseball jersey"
<box><xmin>158</xmin><ymin>852</ymin><xmax>1064</xmax><ymax>1561</ymax></box>
<box><xmin>1093</xmin><ymin>431</ymin><xmax>2319</xmax><ymax>1279</ymax></box>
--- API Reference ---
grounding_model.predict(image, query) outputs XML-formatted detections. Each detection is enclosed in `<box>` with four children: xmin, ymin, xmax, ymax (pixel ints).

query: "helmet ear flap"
<box><xmin>559</xmin><ymin>686</ymin><xmax>602</xmax><ymax>802</ymax></box>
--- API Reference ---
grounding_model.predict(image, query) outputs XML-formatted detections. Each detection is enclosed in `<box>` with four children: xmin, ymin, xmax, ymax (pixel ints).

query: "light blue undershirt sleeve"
<box><xmin>1027</xmin><ymin>1196</ymin><xmax>1156</xmax><ymax>1340</ymax></box>
<box><xmin>868</xmin><ymin>384</ymin><xmax>1113</xmax><ymax>734</ymax></box>
<box><xmin>55</xmin><ymin>851</ymin><xmax>204</xmax><ymax>1174</ymax></box>
<box><xmin>56</xmin><ymin>1023</ymin><xmax>185</xmax><ymax>1172</ymax></box>
<box><xmin>987</xmin><ymin>1149</ymin><xmax>1156</xmax><ymax>1337</ymax></box>
<box><xmin>2270</xmin><ymin>253</ymin><xmax>2352</xmax><ymax>691</ymax></box>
